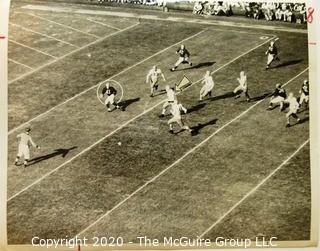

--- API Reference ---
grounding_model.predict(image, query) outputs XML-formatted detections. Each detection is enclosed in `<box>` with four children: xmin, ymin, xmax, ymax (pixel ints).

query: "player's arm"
<box><xmin>185</xmin><ymin>49</ymin><xmax>190</xmax><ymax>57</ymax></box>
<box><xmin>100</xmin><ymin>87</ymin><xmax>107</xmax><ymax>98</ymax></box>
<box><xmin>180</xmin><ymin>104</ymin><xmax>187</xmax><ymax>114</ymax></box>
<box><xmin>146</xmin><ymin>71</ymin><xmax>151</xmax><ymax>83</ymax></box>
<box><xmin>29</xmin><ymin>137</ymin><xmax>40</xmax><ymax>149</ymax></box>
<box><xmin>160</xmin><ymin>71</ymin><xmax>166</xmax><ymax>81</ymax></box>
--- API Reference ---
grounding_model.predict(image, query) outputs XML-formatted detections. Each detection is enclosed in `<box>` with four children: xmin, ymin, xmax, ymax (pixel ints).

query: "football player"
<box><xmin>299</xmin><ymin>79</ymin><xmax>309</xmax><ymax>107</ymax></box>
<box><xmin>267</xmin><ymin>84</ymin><xmax>287</xmax><ymax>111</ymax></box>
<box><xmin>168</xmin><ymin>100</ymin><xmax>192</xmax><ymax>134</ymax></box>
<box><xmin>285</xmin><ymin>92</ymin><xmax>301</xmax><ymax>127</ymax></box>
<box><xmin>100</xmin><ymin>82</ymin><xmax>119</xmax><ymax>112</ymax></box>
<box><xmin>199</xmin><ymin>71</ymin><xmax>214</xmax><ymax>101</ymax></box>
<box><xmin>160</xmin><ymin>85</ymin><xmax>177</xmax><ymax>117</ymax></box>
<box><xmin>146</xmin><ymin>65</ymin><xmax>166</xmax><ymax>97</ymax></box>
<box><xmin>265</xmin><ymin>41</ymin><xmax>280</xmax><ymax>69</ymax></box>
<box><xmin>15</xmin><ymin>127</ymin><xmax>40</xmax><ymax>167</ymax></box>
<box><xmin>170</xmin><ymin>44</ymin><xmax>192</xmax><ymax>72</ymax></box>
<box><xmin>233</xmin><ymin>71</ymin><xmax>250</xmax><ymax>102</ymax></box>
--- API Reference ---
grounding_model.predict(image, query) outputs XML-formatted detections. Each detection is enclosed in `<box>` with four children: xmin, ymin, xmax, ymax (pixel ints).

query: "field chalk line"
<box><xmin>8</xmin><ymin>33</ymin><xmax>278</xmax><ymax>202</ymax></box>
<box><xmin>72</xmin><ymin>67</ymin><xmax>308</xmax><ymax>238</ymax></box>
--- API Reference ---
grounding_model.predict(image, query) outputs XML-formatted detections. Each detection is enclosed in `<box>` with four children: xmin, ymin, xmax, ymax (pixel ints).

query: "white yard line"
<box><xmin>8</xmin><ymin>22</ymin><xmax>140</xmax><ymax>85</ymax></box>
<box><xmin>198</xmin><ymin>139</ymin><xmax>310</xmax><ymax>239</ymax></box>
<box><xmin>8</xmin><ymin>28</ymin><xmax>204</xmax><ymax>135</ymax></box>
<box><xmin>77</xmin><ymin>68</ymin><xmax>308</xmax><ymax>237</ymax></box>
<box><xmin>86</xmin><ymin>18</ymin><xmax>121</xmax><ymax>31</ymax></box>
<box><xmin>7</xmin><ymin>36</ymin><xmax>286</xmax><ymax>203</ymax></box>
<box><xmin>8</xmin><ymin>58</ymin><xmax>33</xmax><ymax>70</ymax></box>
<box><xmin>9</xmin><ymin>39</ymin><xmax>57</xmax><ymax>59</ymax></box>
<box><xmin>18</xmin><ymin>12</ymin><xmax>100</xmax><ymax>39</ymax></box>
<box><xmin>74</xmin><ymin>68</ymin><xmax>308</xmax><ymax>237</ymax></box>
<box><xmin>9</xmin><ymin>22</ymin><xmax>79</xmax><ymax>48</ymax></box>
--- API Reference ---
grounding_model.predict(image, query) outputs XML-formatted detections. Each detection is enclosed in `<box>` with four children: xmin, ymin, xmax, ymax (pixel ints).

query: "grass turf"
<box><xmin>7</xmin><ymin>27</ymin><xmax>309</xmax><ymax>243</ymax></box>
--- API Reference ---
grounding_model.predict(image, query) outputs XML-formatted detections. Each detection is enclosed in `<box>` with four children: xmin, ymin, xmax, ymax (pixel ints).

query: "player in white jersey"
<box><xmin>15</xmin><ymin>127</ymin><xmax>40</xmax><ymax>167</ymax></box>
<box><xmin>299</xmin><ymin>79</ymin><xmax>309</xmax><ymax>107</ymax></box>
<box><xmin>146</xmin><ymin>65</ymin><xmax>166</xmax><ymax>97</ymax></box>
<box><xmin>168</xmin><ymin>100</ymin><xmax>192</xmax><ymax>134</ymax></box>
<box><xmin>160</xmin><ymin>85</ymin><xmax>177</xmax><ymax>117</ymax></box>
<box><xmin>233</xmin><ymin>71</ymin><xmax>250</xmax><ymax>101</ymax></box>
<box><xmin>199</xmin><ymin>71</ymin><xmax>214</xmax><ymax>101</ymax></box>
<box><xmin>285</xmin><ymin>92</ymin><xmax>301</xmax><ymax>127</ymax></box>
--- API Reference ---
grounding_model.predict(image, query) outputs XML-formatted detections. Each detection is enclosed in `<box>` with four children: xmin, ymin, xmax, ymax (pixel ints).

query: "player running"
<box><xmin>14</xmin><ymin>127</ymin><xmax>40</xmax><ymax>167</ymax></box>
<box><xmin>160</xmin><ymin>85</ymin><xmax>177</xmax><ymax>117</ymax></box>
<box><xmin>299</xmin><ymin>79</ymin><xmax>309</xmax><ymax>107</ymax></box>
<box><xmin>267</xmin><ymin>84</ymin><xmax>287</xmax><ymax>111</ymax></box>
<box><xmin>170</xmin><ymin>44</ymin><xmax>192</xmax><ymax>72</ymax></box>
<box><xmin>199</xmin><ymin>71</ymin><xmax>214</xmax><ymax>101</ymax></box>
<box><xmin>146</xmin><ymin>65</ymin><xmax>166</xmax><ymax>97</ymax></box>
<box><xmin>265</xmin><ymin>41</ymin><xmax>280</xmax><ymax>69</ymax></box>
<box><xmin>233</xmin><ymin>71</ymin><xmax>251</xmax><ymax>102</ymax></box>
<box><xmin>168</xmin><ymin>100</ymin><xmax>192</xmax><ymax>134</ymax></box>
<box><xmin>285</xmin><ymin>92</ymin><xmax>301</xmax><ymax>127</ymax></box>
<box><xmin>100</xmin><ymin>82</ymin><xmax>120</xmax><ymax>112</ymax></box>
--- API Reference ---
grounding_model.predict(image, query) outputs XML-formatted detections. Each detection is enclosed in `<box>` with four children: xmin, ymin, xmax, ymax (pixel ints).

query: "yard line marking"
<box><xmin>9</xmin><ymin>39</ymin><xmax>57</xmax><ymax>59</ymax></box>
<box><xmin>198</xmin><ymin>139</ymin><xmax>310</xmax><ymax>239</ymax></box>
<box><xmin>9</xmin><ymin>22</ymin><xmax>79</xmax><ymax>48</ymax></box>
<box><xmin>86</xmin><ymin>18</ymin><xmax>121</xmax><ymax>31</ymax></box>
<box><xmin>8</xmin><ymin>28</ymin><xmax>204</xmax><ymax>135</ymax></box>
<box><xmin>18</xmin><ymin>12</ymin><xmax>100</xmax><ymax>39</ymax></box>
<box><xmin>8</xmin><ymin>58</ymin><xmax>33</xmax><ymax>70</ymax></box>
<box><xmin>73</xmin><ymin>68</ymin><xmax>308</xmax><ymax>237</ymax></box>
<box><xmin>7</xmin><ymin>34</ymin><xmax>278</xmax><ymax>201</ymax></box>
<box><xmin>8</xmin><ymin>22</ymin><xmax>139</xmax><ymax>85</ymax></box>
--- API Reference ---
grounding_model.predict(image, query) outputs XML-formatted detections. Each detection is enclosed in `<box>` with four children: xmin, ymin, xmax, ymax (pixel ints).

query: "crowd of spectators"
<box><xmin>193</xmin><ymin>1</ymin><xmax>307</xmax><ymax>23</ymax></box>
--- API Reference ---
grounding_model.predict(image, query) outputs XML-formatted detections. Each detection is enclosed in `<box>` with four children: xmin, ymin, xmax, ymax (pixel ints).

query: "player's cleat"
<box><xmin>14</xmin><ymin>161</ymin><xmax>19</xmax><ymax>166</ymax></box>
<box><xmin>246</xmin><ymin>98</ymin><xmax>250</xmax><ymax>102</ymax></box>
<box><xmin>189</xmin><ymin>62</ymin><xmax>193</xmax><ymax>66</ymax></box>
<box><xmin>169</xmin><ymin>129</ymin><xmax>174</xmax><ymax>134</ymax></box>
<box><xmin>107</xmin><ymin>108</ymin><xmax>112</xmax><ymax>112</ymax></box>
<box><xmin>159</xmin><ymin>114</ymin><xmax>165</xmax><ymax>118</ymax></box>
<box><xmin>286</xmin><ymin>123</ymin><xmax>291</xmax><ymax>128</ymax></box>
<box><xmin>170</xmin><ymin>68</ymin><xmax>175</xmax><ymax>72</ymax></box>
<box><xmin>150</xmin><ymin>94</ymin><xmax>153</xmax><ymax>97</ymax></box>
<box><xmin>297</xmin><ymin>118</ymin><xmax>301</xmax><ymax>124</ymax></box>
<box><xmin>265</xmin><ymin>66</ymin><xmax>270</xmax><ymax>70</ymax></box>
<box><xmin>155</xmin><ymin>85</ymin><xmax>159</xmax><ymax>91</ymax></box>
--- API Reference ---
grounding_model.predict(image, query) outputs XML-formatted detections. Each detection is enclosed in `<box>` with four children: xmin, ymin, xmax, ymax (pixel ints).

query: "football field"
<box><xmin>7</xmin><ymin>1</ymin><xmax>310</xmax><ymax>244</ymax></box>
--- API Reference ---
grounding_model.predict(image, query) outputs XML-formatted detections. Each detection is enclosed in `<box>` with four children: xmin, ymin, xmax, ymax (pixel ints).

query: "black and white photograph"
<box><xmin>0</xmin><ymin>0</ymin><xmax>319</xmax><ymax>249</ymax></box>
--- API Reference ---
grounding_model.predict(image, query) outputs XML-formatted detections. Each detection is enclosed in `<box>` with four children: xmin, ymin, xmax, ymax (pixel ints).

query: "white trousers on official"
<box><xmin>17</xmin><ymin>144</ymin><xmax>30</xmax><ymax>160</ymax></box>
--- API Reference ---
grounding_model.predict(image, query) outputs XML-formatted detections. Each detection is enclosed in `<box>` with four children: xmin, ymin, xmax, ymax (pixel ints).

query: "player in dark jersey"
<box><xmin>100</xmin><ymin>82</ymin><xmax>120</xmax><ymax>112</ymax></box>
<box><xmin>299</xmin><ymin>79</ymin><xmax>309</xmax><ymax>108</ymax></box>
<box><xmin>265</xmin><ymin>41</ymin><xmax>280</xmax><ymax>69</ymax></box>
<box><xmin>267</xmin><ymin>84</ymin><xmax>287</xmax><ymax>111</ymax></box>
<box><xmin>170</xmin><ymin>44</ymin><xmax>193</xmax><ymax>72</ymax></box>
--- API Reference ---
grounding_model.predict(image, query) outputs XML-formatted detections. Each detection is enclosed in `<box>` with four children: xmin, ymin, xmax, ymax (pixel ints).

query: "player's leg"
<box><xmin>266</xmin><ymin>54</ymin><xmax>274</xmax><ymax>69</ymax></box>
<box><xmin>184</xmin><ymin>57</ymin><xmax>192</xmax><ymax>66</ymax></box>
<box><xmin>104</xmin><ymin>96</ymin><xmax>111</xmax><ymax>111</ymax></box>
<box><xmin>161</xmin><ymin>101</ymin><xmax>170</xmax><ymax>117</ymax></box>
<box><xmin>15</xmin><ymin>145</ymin><xmax>23</xmax><ymax>165</ymax></box>
<box><xmin>23</xmin><ymin>146</ymin><xmax>30</xmax><ymax>167</ymax></box>
<box><xmin>234</xmin><ymin>86</ymin><xmax>242</xmax><ymax>99</ymax></box>
<box><xmin>171</xmin><ymin>57</ymin><xmax>184</xmax><ymax>71</ymax></box>
<box><xmin>199</xmin><ymin>86</ymin><xmax>206</xmax><ymax>100</ymax></box>
<box><xmin>168</xmin><ymin>117</ymin><xmax>175</xmax><ymax>133</ymax></box>
<box><xmin>244</xmin><ymin>87</ymin><xmax>251</xmax><ymax>102</ymax></box>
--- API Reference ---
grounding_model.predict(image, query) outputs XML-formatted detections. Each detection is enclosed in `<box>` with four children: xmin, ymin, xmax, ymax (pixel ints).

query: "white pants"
<box><xmin>200</xmin><ymin>85</ymin><xmax>213</xmax><ymax>98</ymax></box>
<box><xmin>104</xmin><ymin>94</ymin><xmax>115</xmax><ymax>105</ymax></box>
<box><xmin>18</xmin><ymin>144</ymin><xmax>30</xmax><ymax>160</ymax></box>
<box><xmin>299</xmin><ymin>92</ymin><xmax>309</xmax><ymax>104</ymax></box>
<box><xmin>270</xmin><ymin>96</ymin><xmax>285</xmax><ymax>105</ymax></box>
<box><xmin>175</xmin><ymin>57</ymin><xmax>190</xmax><ymax>67</ymax></box>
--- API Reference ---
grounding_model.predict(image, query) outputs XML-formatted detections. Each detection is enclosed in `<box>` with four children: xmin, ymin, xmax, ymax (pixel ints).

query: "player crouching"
<box><xmin>267</xmin><ymin>84</ymin><xmax>287</xmax><ymax>111</ymax></box>
<box><xmin>285</xmin><ymin>92</ymin><xmax>301</xmax><ymax>127</ymax></box>
<box><xmin>298</xmin><ymin>79</ymin><xmax>309</xmax><ymax>108</ymax></box>
<box><xmin>170</xmin><ymin>44</ymin><xmax>192</xmax><ymax>72</ymax></box>
<box><xmin>168</xmin><ymin>100</ymin><xmax>192</xmax><ymax>134</ymax></box>
<box><xmin>100</xmin><ymin>82</ymin><xmax>120</xmax><ymax>112</ymax></box>
<box><xmin>199</xmin><ymin>71</ymin><xmax>214</xmax><ymax>101</ymax></box>
<box><xmin>15</xmin><ymin>127</ymin><xmax>40</xmax><ymax>167</ymax></box>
